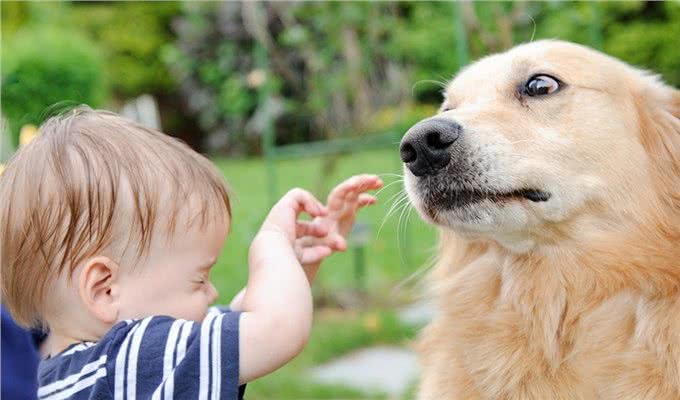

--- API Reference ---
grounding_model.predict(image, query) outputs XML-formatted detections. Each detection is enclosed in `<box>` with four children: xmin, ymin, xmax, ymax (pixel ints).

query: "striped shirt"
<box><xmin>37</xmin><ymin>308</ymin><xmax>243</xmax><ymax>400</ymax></box>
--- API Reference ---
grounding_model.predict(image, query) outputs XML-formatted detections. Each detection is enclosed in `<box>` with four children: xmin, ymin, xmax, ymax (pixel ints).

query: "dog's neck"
<box><xmin>491</xmin><ymin>222</ymin><xmax>680</xmax><ymax>296</ymax></box>
<box><xmin>435</xmin><ymin>225</ymin><xmax>680</xmax><ymax>368</ymax></box>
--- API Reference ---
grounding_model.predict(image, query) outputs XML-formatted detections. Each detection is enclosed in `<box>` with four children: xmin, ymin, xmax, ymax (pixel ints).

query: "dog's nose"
<box><xmin>400</xmin><ymin>118</ymin><xmax>460</xmax><ymax>177</ymax></box>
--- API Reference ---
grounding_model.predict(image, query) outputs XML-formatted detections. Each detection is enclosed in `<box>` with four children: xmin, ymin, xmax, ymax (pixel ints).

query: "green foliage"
<box><xmin>3</xmin><ymin>1</ymin><xmax>679</xmax><ymax>154</ymax></box>
<box><xmin>1</xmin><ymin>1</ymin><xmax>179</xmax><ymax>99</ymax></box>
<box><xmin>165</xmin><ymin>2</ymin><xmax>467</xmax><ymax>152</ymax></box>
<box><xmin>1</xmin><ymin>2</ymin><xmax>30</xmax><ymax>38</ymax></box>
<box><xmin>533</xmin><ymin>1</ymin><xmax>680</xmax><ymax>86</ymax></box>
<box><xmin>363</xmin><ymin>104</ymin><xmax>439</xmax><ymax>138</ymax></box>
<box><xmin>69</xmin><ymin>2</ymin><xmax>180</xmax><ymax>97</ymax></box>
<box><xmin>162</xmin><ymin>2</ymin><xmax>266</xmax><ymax>151</ymax></box>
<box><xmin>1</xmin><ymin>27</ymin><xmax>107</xmax><ymax>144</ymax></box>
<box><xmin>167</xmin><ymin>1</ymin><xmax>680</xmax><ymax>155</ymax></box>
<box><xmin>604</xmin><ymin>2</ymin><xmax>680</xmax><ymax>85</ymax></box>
<box><xmin>532</xmin><ymin>2</ymin><xmax>602</xmax><ymax>47</ymax></box>
<box><xmin>386</xmin><ymin>3</ymin><xmax>466</xmax><ymax>100</ymax></box>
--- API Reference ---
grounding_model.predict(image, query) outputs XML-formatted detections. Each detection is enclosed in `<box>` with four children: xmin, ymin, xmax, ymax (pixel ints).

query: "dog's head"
<box><xmin>402</xmin><ymin>40</ymin><xmax>680</xmax><ymax>252</ymax></box>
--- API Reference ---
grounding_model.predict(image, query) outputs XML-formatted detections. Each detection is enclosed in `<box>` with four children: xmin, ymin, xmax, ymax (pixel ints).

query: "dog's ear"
<box><xmin>635</xmin><ymin>73</ymin><xmax>680</xmax><ymax>145</ymax></box>
<box><xmin>633</xmin><ymin>74</ymin><xmax>680</xmax><ymax>191</ymax></box>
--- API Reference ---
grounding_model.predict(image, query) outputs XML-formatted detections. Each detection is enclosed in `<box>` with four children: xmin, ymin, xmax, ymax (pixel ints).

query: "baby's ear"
<box><xmin>78</xmin><ymin>256</ymin><xmax>121</xmax><ymax>324</ymax></box>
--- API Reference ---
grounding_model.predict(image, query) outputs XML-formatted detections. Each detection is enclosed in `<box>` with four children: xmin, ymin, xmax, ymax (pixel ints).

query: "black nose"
<box><xmin>400</xmin><ymin>118</ymin><xmax>461</xmax><ymax>177</ymax></box>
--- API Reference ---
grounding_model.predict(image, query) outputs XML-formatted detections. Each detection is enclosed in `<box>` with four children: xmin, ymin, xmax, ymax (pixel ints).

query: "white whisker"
<box><xmin>392</xmin><ymin>251</ymin><xmax>438</xmax><ymax>294</ymax></box>
<box><xmin>528</xmin><ymin>15</ymin><xmax>537</xmax><ymax>43</ymax></box>
<box><xmin>396</xmin><ymin>198</ymin><xmax>413</xmax><ymax>269</ymax></box>
<box><xmin>377</xmin><ymin>191</ymin><xmax>410</xmax><ymax>238</ymax></box>
<box><xmin>411</xmin><ymin>79</ymin><xmax>448</xmax><ymax>97</ymax></box>
<box><xmin>377</xmin><ymin>172</ymin><xmax>405</xmax><ymax>179</ymax></box>
<box><xmin>374</xmin><ymin>179</ymin><xmax>404</xmax><ymax>197</ymax></box>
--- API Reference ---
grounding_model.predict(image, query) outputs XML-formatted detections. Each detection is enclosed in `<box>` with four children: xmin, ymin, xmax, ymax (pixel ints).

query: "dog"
<box><xmin>401</xmin><ymin>40</ymin><xmax>680</xmax><ymax>399</ymax></box>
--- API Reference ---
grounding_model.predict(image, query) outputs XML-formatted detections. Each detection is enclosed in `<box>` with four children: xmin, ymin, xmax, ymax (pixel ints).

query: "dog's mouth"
<box><xmin>499</xmin><ymin>188</ymin><xmax>551</xmax><ymax>203</ymax></box>
<box><xmin>423</xmin><ymin>187</ymin><xmax>551</xmax><ymax>210</ymax></box>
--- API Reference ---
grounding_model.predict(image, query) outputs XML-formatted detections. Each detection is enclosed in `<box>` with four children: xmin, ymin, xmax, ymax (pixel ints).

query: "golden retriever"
<box><xmin>400</xmin><ymin>40</ymin><xmax>680</xmax><ymax>399</ymax></box>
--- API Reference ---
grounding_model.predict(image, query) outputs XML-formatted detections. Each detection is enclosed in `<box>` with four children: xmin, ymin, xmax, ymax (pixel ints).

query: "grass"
<box><xmin>209</xmin><ymin>147</ymin><xmax>438</xmax><ymax>399</ymax></box>
<box><xmin>244</xmin><ymin>309</ymin><xmax>420</xmax><ymax>399</ymax></box>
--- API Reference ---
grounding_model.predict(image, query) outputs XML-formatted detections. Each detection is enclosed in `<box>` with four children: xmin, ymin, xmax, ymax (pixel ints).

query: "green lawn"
<box><xmin>210</xmin><ymin>147</ymin><xmax>437</xmax><ymax>399</ymax></box>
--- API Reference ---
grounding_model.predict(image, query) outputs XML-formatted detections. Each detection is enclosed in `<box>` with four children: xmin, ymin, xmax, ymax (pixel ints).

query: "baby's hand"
<box><xmin>259</xmin><ymin>188</ymin><xmax>328</xmax><ymax>244</ymax></box>
<box><xmin>295</xmin><ymin>174</ymin><xmax>383</xmax><ymax>265</ymax></box>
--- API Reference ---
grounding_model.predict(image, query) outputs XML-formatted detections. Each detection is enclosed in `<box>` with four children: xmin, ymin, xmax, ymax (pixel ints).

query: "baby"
<box><xmin>0</xmin><ymin>107</ymin><xmax>382</xmax><ymax>399</ymax></box>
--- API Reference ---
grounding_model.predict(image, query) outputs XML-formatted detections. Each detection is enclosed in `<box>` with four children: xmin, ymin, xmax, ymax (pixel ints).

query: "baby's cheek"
<box><xmin>188</xmin><ymin>292</ymin><xmax>212</xmax><ymax>322</ymax></box>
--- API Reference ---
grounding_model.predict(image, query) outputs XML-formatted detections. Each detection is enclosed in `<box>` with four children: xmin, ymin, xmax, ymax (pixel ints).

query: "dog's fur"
<box><xmin>403</xmin><ymin>40</ymin><xmax>680</xmax><ymax>399</ymax></box>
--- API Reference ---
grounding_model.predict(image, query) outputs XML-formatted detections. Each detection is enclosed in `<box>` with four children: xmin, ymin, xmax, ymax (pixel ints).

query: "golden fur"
<box><xmin>404</xmin><ymin>41</ymin><xmax>680</xmax><ymax>399</ymax></box>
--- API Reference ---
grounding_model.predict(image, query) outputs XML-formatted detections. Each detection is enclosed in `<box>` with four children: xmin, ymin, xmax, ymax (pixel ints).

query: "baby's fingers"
<box><xmin>330</xmin><ymin>174</ymin><xmax>384</xmax><ymax>204</ymax></box>
<box><xmin>286</xmin><ymin>188</ymin><xmax>328</xmax><ymax>217</ymax></box>
<box><xmin>345</xmin><ymin>174</ymin><xmax>384</xmax><ymax>195</ymax></box>
<box><xmin>331</xmin><ymin>234</ymin><xmax>347</xmax><ymax>252</ymax></box>
<box><xmin>357</xmin><ymin>194</ymin><xmax>377</xmax><ymax>208</ymax></box>
<box><xmin>297</xmin><ymin>233</ymin><xmax>347</xmax><ymax>252</ymax></box>
<box><xmin>296</xmin><ymin>221</ymin><xmax>328</xmax><ymax>238</ymax></box>
<box><xmin>300</xmin><ymin>245</ymin><xmax>333</xmax><ymax>265</ymax></box>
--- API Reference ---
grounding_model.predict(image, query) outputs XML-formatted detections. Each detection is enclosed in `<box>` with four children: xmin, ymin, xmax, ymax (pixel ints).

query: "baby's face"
<box><xmin>115</xmin><ymin>216</ymin><xmax>229</xmax><ymax>322</ymax></box>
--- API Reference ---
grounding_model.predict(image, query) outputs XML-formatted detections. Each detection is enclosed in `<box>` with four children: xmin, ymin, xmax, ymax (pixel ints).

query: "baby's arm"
<box><xmin>228</xmin><ymin>287</ymin><xmax>246</xmax><ymax>310</ymax></box>
<box><xmin>236</xmin><ymin>189</ymin><xmax>328</xmax><ymax>383</ymax></box>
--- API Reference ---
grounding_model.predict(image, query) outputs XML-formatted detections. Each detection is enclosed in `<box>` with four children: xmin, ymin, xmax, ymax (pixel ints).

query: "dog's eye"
<box><xmin>523</xmin><ymin>75</ymin><xmax>560</xmax><ymax>97</ymax></box>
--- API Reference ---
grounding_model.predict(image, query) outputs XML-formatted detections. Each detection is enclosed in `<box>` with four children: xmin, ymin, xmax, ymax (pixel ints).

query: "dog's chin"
<box><xmin>413</xmin><ymin>194</ymin><xmax>526</xmax><ymax>230</ymax></box>
<box><xmin>404</xmin><ymin>175</ymin><xmax>550</xmax><ymax>234</ymax></box>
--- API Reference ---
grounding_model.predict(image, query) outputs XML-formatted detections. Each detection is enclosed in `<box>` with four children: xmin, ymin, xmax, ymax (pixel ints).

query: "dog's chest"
<box><xmin>419</xmin><ymin>261</ymin><xmax>680</xmax><ymax>399</ymax></box>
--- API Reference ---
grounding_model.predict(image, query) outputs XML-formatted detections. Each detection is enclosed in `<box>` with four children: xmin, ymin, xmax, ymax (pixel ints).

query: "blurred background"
<box><xmin>2</xmin><ymin>2</ymin><xmax>679</xmax><ymax>398</ymax></box>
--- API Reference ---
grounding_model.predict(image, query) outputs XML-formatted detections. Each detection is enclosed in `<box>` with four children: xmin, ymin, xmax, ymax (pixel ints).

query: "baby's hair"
<box><xmin>0</xmin><ymin>106</ymin><xmax>231</xmax><ymax>327</ymax></box>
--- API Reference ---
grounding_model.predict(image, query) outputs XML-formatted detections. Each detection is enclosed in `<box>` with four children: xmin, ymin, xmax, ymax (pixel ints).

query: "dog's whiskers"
<box><xmin>377</xmin><ymin>172</ymin><xmax>405</xmax><ymax>179</ymax></box>
<box><xmin>528</xmin><ymin>15</ymin><xmax>537</xmax><ymax>43</ymax></box>
<box><xmin>411</xmin><ymin>79</ymin><xmax>448</xmax><ymax>97</ymax></box>
<box><xmin>374</xmin><ymin>178</ymin><xmax>404</xmax><ymax>197</ymax></box>
<box><xmin>377</xmin><ymin>191</ymin><xmax>410</xmax><ymax>238</ymax></box>
<box><xmin>395</xmin><ymin>198</ymin><xmax>415</xmax><ymax>271</ymax></box>
<box><xmin>392</xmin><ymin>250</ymin><xmax>438</xmax><ymax>295</ymax></box>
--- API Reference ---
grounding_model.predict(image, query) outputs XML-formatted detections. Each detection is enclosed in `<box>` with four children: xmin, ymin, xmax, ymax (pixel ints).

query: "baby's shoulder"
<box><xmin>105</xmin><ymin>311</ymin><xmax>241</xmax><ymax>363</ymax></box>
<box><xmin>40</xmin><ymin>312</ymin><xmax>243</xmax><ymax>400</ymax></box>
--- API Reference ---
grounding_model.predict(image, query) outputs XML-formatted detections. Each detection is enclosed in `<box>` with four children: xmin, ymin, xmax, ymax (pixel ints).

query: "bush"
<box><xmin>1</xmin><ymin>27</ymin><xmax>107</xmax><ymax>145</ymax></box>
<box><xmin>69</xmin><ymin>2</ymin><xmax>180</xmax><ymax>97</ymax></box>
<box><xmin>604</xmin><ymin>2</ymin><xmax>680</xmax><ymax>86</ymax></box>
<box><xmin>166</xmin><ymin>3</ymin><xmax>425</xmax><ymax>154</ymax></box>
<box><xmin>534</xmin><ymin>2</ymin><xmax>680</xmax><ymax>86</ymax></box>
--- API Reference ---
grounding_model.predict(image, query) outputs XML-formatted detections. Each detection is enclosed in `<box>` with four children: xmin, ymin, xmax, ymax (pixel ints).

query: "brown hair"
<box><xmin>0</xmin><ymin>106</ymin><xmax>231</xmax><ymax>327</ymax></box>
